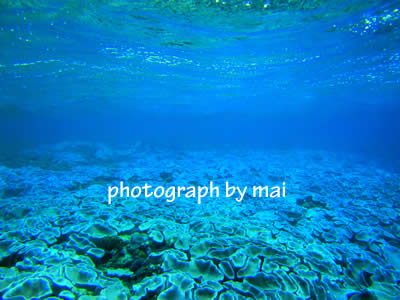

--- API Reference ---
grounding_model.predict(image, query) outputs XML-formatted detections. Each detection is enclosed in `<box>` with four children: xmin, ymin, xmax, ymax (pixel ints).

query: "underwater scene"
<box><xmin>1</xmin><ymin>0</ymin><xmax>400</xmax><ymax>299</ymax></box>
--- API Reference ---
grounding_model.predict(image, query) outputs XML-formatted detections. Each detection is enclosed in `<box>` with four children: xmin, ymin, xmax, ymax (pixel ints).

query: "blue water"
<box><xmin>0</xmin><ymin>0</ymin><xmax>400</xmax><ymax>299</ymax></box>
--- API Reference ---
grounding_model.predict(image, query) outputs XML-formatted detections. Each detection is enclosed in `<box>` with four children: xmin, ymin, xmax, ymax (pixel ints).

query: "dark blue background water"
<box><xmin>1</xmin><ymin>0</ymin><xmax>399</xmax><ymax>169</ymax></box>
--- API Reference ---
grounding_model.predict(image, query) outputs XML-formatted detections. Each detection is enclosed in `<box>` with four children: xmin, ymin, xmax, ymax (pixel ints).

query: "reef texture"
<box><xmin>0</xmin><ymin>142</ymin><xmax>399</xmax><ymax>299</ymax></box>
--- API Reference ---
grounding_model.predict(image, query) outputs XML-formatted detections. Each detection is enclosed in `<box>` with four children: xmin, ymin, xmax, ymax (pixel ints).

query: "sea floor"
<box><xmin>0</xmin><ymin>142</ymin><xmax>399</xmax><ymax>299</ymax></box>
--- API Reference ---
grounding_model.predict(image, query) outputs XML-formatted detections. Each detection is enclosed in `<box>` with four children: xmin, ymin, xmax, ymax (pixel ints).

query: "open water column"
<box><xmin>0</xmin><ymin>0</ymin><xmax>400</xmax><ymax>299</ymax></box>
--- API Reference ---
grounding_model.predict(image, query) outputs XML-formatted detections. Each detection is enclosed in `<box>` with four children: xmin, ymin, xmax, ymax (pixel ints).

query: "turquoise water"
<box><xmin>1</xmin><ymin>1</ymin><xmax>400</xmax><ymax>299</ymax></box>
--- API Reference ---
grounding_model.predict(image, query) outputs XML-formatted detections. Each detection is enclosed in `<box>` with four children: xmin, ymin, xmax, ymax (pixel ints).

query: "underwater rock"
<box><xmin>230</xmin><ymin>249</ymin><xmax>247</xmax><ymax>269</ymax></box>
<box><xmin>3</xmin><ymin>277</ymin><xmax>53</xmax><ymax>299</ymax></box>
<box><xmin>296</xmin><ymin>195</ymin><xmax>327</xmax><ymax>209</ymax></box>
<box><xmin>160</xmin><ymin>172</ymin><xmax>174</xmax><ymax>183</ymax></box>
<box><xmin>38</xmin><ymin>226</ymin><xmax>60</xmax><ymax>245</ymax></box>
<box><xmin>369</xmin><ymin>282</ymin><xmax>400</xmax><ymax>298</ymax></box>
<box><xmin>105</xmin><ymin>268</ymin><xmax>133</xmax><ymax>278</ymax></box>
<box><xmin>100</xmin><ymin>283</ymin><xmax>129</xmax><ymax>300</ymax></box>
<box><xmin>155</xmin><ymin>248</ymin><xmax>188</xmax><ymax>263</ymax></box>
<box><xmin>162</xmin><ymin>254</ymin><xmax>225</xmax><ymax>281</ymax></box>
<box><xmin>2</xmin><ymin>186</ymin><xmax>28</xmax><ymax>198</ymax></box>
<box><xmin>132</xmin><ymin>275</ymin><xmax>166</xmax><ymax>298</ymax></box>
<box><xmin>269</xmin><ymin>253</ymin><xmax>299</xmax><ymax>268</ymax></box>
<box><xmin>219</xmin><ymin>290</ymin><xmax>243</xmax><ymax>300</ymax></box>
<box><xmin>64</xmin><ymin>265</ymin><xmax>99</xmax><ymax>286</ymax></box>
<box><xmin>87</xmin><ymin>248</ymin><xmax>105</xmax><ymax>261</ymax></box>
<box><xmin>237</xmin><ymin>257</ymin><xmax>261</xmax><ymax>278</ymax></box>
<box><xmin>382</xmin><ymin>244</ymin><xmax>400</xmax><ymax>270</ymax></box>
<box><xmin>283</xmin><ymin>210</ymin><xmax>303</xmax><ymax>226</ymax></box>
<box><xmin>346</xmin><ymin>290</ymin><xmax>377</xmax><ymax>300</ymax></box>
<box><xmin>3</xmin><ymin>205</ymin><xmax>32</xmax><ymax>220</ymax></box>
<box><xmin>189</xmin><ymin>259</ymin><xmax>224</xmax><ymax>281</ymax></box>
<box><xmin>174</xmin><ymin>235</ymin><xmax>190</xmax><ymax>251</ymax></box>
<box><xmin>308</xmin><ymin>257</ymin><xmax>339</xmax><ymax>276</ymax></box>
<box><xmin>224</xmin><ymin>280</ymin><xmax>263</xmax><ymax>298</ymax></box>
<box><xmin>15</xmin><ymin>257</ymin><xmax>44</xmax><ymax>273</ymax></box>
<box><xmin>78</xmin><ymin>296</ymin><xmax>107</xmax><ymax>300</ymax></box>
<box><xmin>158</xmin><ymin>284</ymin><xmax>186</xmax><ymax>300</ymax></box>
<box><xmin>275</xmin><ymin>270</ymin><xmax>298</xmax><ymax>293</ymax></box>
<box><xmin>245</xmin><ymin>273</ymin><xmax>282</xmax><ymax>290</ymax></box>
<box><xmin>218</xmin><ymin>260</ymin><xmax>235</xmax><ymax>280</ymax></box>
<box><xmin>43</xmin><ymin>265</ymin><xmax>74</xmax><ymax>290</ymax></box>
<box><xmin>347</xmin><ymin>258</ymin><xmax>379</xmax><ymax>279</ymax></box>
<box><xmin>162</xmin><ymin>252</ymin><xmax>190</xmax><ymax>273</ymax></box>
<box><xmin>310</xmin><ymin>185</ymin><xmax>322</xmax><ymax>193</ymax></box>
<box><xmin>194</xmin><ymin>286</ymin><xmax>218</xmax><ymax>300</ymax></box>
<box><xmin>208</xmin><ymin>247</ymin><xmax>238</xmax><ymax>260</ymax></box>
<box><xmin>166</xmin><ymin>272</ymin><xmax>195</xmax><ymax>293</ymax></box>
<box><xmin>262</xmin><ymin>262</ymin><xmax>280</xmax><ymax>273</ymax></box>
<box><xmin>59</xmin><ymin>290</ymin><xmax>75</xmax><ymax>300</ymax></box>
<box><xmin>0</xmin><ymin>267</ymin><xmax>20</xmax><ymax>293</ymax></box>
<box><xmin>149</xmin><ymin>230</ymin><xmax>164</xmax><ymax>244</ymax></box>
<box><xmin>138</xmin><ymin>220</ymin><xmax>155</xmax><ymax>232</ymax></box>
<box><xmin>291</xmin><ymin>275</ymin><xmax>312</xmax><ymax>298</ymax></box>
<box><xmin>83</xmin><ymin>223</ymin><xmax>118</xmax><ymax>240</ymax></box>
<box><xmin>190</xmin><ymin>239</ymin><xmax>215</xmax><ymax>258</ymax></box>
<box><xmin>66</xmin><ymin>234</ymin><xmax>96</xmax><ymax>253</ymax></box>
